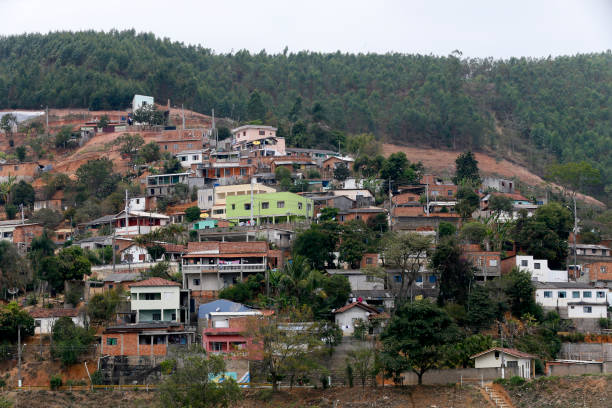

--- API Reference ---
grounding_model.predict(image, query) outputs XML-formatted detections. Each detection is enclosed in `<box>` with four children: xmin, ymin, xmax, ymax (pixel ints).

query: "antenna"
<box><xmin>182</xmin><ymin>104</ymin><xmax>185</xmax><ymax>130</ymax></box>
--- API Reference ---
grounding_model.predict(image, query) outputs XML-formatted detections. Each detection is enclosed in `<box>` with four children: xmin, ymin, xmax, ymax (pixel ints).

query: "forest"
<box><xmin>0</xmin><ymin>30</ymin><xmax>610</xmax><ymax>196</ymax></box>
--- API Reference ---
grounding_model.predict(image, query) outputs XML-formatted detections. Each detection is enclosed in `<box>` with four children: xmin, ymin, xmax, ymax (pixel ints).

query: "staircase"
<box><xmin>483</xmin><ymin>383</ymin><xmax>514</xmax><ymax>408</ymax></box>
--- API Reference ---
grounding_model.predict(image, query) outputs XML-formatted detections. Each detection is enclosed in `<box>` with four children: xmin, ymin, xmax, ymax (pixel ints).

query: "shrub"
<box><xmin>90</xmin><ymin>370</ymin><xmax>104</xmax><ymax>385</ymax></box>
<box><xmin>509</xmin><ymin>376</ymin><xmax>526</xmax><ymax>386</ymax></box>
<box><xmin>534</xmin><ymin>359</ymin><xmax>545</xmax><ymax>375</ymax></box>
<box><xmin>346</xmin><ymin>364</ymin><xmax>354</xmax><ymax>388</ymax></box>
<box><xmin>254</xmin><ymin>389</ymin><xmax>273</xmax><ymax>402</ymax></box>
<box><xmin>26</xmin><ymin>294</ymin><xmax>38</xmax><ymax>306</ymax></box>
<box><xmin>598</xmin><ymin>317</ymin><xmax>610</xmax><ymax>329</ymax></box>
<box><xmin>493</xmin><ymin>378</ymin><xmax>507</xmax><ymax>385</ymax></box>
<box><xmin>50</xmin><ymin>374</ymin><xmax>62</xmax><ymax>390</ymax></box>
<box><xmin>160</xmin><ymin>359</ymin><xmax>176</xmax><ymax>375</ymax></box>
<box><xmin>0</xmin><ymin>396</ymin><xmax>12</xmax><ymax>408</ymax></box>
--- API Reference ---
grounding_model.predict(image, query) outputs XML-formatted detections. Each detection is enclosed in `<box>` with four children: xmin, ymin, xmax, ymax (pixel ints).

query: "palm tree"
<box><xmin>0</xmin><ymin>174</ymin><xmax>16</xmax><ymax>205</ymax></box>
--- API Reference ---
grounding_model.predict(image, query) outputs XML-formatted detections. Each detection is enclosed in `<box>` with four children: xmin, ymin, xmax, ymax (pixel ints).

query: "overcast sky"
<box><xmin>1</xmin><ymin>0</ymin><xmax>611</xmax><ymax>58</ymax></box>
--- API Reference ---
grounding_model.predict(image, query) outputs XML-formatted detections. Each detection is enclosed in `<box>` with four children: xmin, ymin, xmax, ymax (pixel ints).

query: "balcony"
<box><xmin>183</xmin><ymin>263</ymin><xmax>266</xmax><ymax>274</ymax></box>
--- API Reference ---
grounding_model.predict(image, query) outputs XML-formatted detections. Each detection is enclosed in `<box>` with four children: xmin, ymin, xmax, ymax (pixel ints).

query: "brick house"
<box><xmin>101</xmin><ymin>322</ymin><xmax>196</xmax><ymax>357</ymax></box>
<box><xmin>584</xmin><ymin>261</ymin><xmax>612</xmax><ymax>284</ymax></box>
<box><xmin>337</xmin><ymin>207</ymin><xmax>386</xmax><ymax>224</ymax></box>
<box><xmin>461</xmin><ymin>244</ymin><xmax>501</xmax><ymax>281</ymax></box>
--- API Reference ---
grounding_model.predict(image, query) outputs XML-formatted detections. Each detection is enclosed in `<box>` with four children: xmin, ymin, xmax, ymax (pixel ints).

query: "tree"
<box><xmin>163</xmin><ymin>157</ymin><xmax>182</xmax><ymax>174</ymax></box>
<box><xmin>51</xmin><ymin>316</ymin><xmax>95</xmax><ymax>365</ymax></box>
<box><xmin>146</xmin><ymin>245</ymin><xmax>167</xmax><ymax>261</ymax></box>
<box><xmin>382</xmin><ymin>232</ymin><xmax>432</xmax><ymax>304</ymax></box>
<box><xmin>293</xmin><ymin>225</ymin><xmax>338</xmax><ymax>270</ymax></box>
<box><xmin>216</xmin><ymin>126</ymin><xmax>232</xmax><ymax>141</ymax></box>
<box><xmin>446</xmin><ymin>334</ymin><xmax>494</xmax><ymax>368</ymax></box>
<box><xmin>367</xmin><ymin>212</ymin><xmax>388</xmax><ymax>234</ymax></box>
<box><xmin>138</xmin><ymin>141</ymin><xmax>161</xmax><ymax>163</ymax></box>
<box><xmin>0</xmin><ymin>241</ymin><xmax>33</xmax><ymax>294</ymax></box>
<box><xmin>346</xmin><ymin>347</ymin><xmax>380</xmax><ymax>389</ymax></box>
<box><xmin>0</xmin><ymin>302</ymin><xmax>35</xmax><ymax>342</ymax></box>
<box><xmin>380</xmin><ymin>152</ymin><xmax>422</xmax><ymax>188</ymax></box>
<box><xmin>4</xmin><ymin>204</ymin><xmax>17</xmax><ymax>220</ymax></box>
<box><xmin>0</xmin><ymin>113</ymin><xmax>17</xmax><ymax>145</ymax></box>
<box><xmin>54</xmin><ymin>126</ymin><xmax>73</xmax><ymax>148</ymax></box>
<box><xmin>319</xmin><ymin>207</ymin><xmax>338</xmax><ymax>222</ymax></box>
<box><xmin>488</xmin><ymin>194</ymin><xmax>513</xmax><ymax>215</ymax></box>
<box><xmin>338</xmin><ymin>220</ymin><xmax>370</xmax><ymax>269</ymax></box>
<box><xmin>247</xmin><ymin>90</ymin><xmax>266</xmax><ymax>122</ymax></box>
<box><xmin>333</xmin><ymin>163</ymin><xmax>350</xmax><ymax>181</ymax></box>
<box><xmin>30</xmin><ymin>209</ymin><xmax>64</xmax><ymax>229</ymax></box>
<box><xmin>504</xmin><ymin>267</ymin><xmax>542</xmax><ymax>319</ymax></box>
<box><xmin>76</xmin><ymin>158</ymin><xmax>120</xmax><ymax>199</ymax></box>
<box><xmin>453</xmin><ymin>151</ymin><xmax>481</xmax><ymax>185</ymax></box>
<box><xmin>456</xmin><ymin>184</ymin><xmax>480</xmax><ymax>219</ymax></box>
<box><xmin>115</xmin><ymin>133</ymin><xmax>144</xmax><ymax>163</ymax></box>
<box><xmin>15</xmin><ymin>146</ymin><xmax>26</xmax><ymax>162</ymax></box>
<box><xmin>459</xmin><ymin>221</ymin><xmax>487</xmax><ymax>245</ymax></box>
<box><xmin>185</xmin><ymin>206</ymin><xmax>201</xmax><ymax>222</ymax></box>
<box><xmin>430</xmin><ymin>238</ymin><xmax>474</xmax><ymax>306</ymax></box>
<box><xmin>159</xmin><ymin>350</ymin><xmax>242</xmax><ymax>407</ymax></box>
<box><xmin>247</xmin><ymin>309</ymin><xmax>324</xmax><ymax>392</ymax></box>
<box><xmin>97</xmin><ymin>114</ymin><xmax>110</xmax><ymax>128</ymax></box>
<box><xmin>10</xmin><ymin>180</ymin><xmax>35</xmax><ymax>207</ymax></box>
<box><xmin>438</xmin><ymin>221</ymin><xmax>456</xmax><ymax>238</ymax></box>
<box><xmin>466</xmin><ymin>285</ymin><xmax>501</xmax><ymax>332</ymax></box>
<box><xmin>87</xmin><ymin>289</ymin><xmax>123</xmax><ymax>323</ymax></box>
<box><xmin>40</xmin><ymin>246</ymin><xmax>92</xmax><ymax>292</ymax></box>
<box><xmin>381</xmin><ymin>301</ymin><xmax>460</xmax><ymax>385</ymax></box>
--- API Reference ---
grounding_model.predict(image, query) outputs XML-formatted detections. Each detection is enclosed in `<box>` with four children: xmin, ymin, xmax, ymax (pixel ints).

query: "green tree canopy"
<box><xmin>0</xmin><ymin>302</ymin><xmax>35</xmax><ymax>342</ymax></box>
<box><xmin>453</xmin><ymin>151</ymin><xmax>481</xmax><ymax>185</ymax></box>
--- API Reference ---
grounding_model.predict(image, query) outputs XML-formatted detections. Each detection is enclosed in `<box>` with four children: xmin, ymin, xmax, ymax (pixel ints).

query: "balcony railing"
<box><xmin>183</xmin><ymin>263</ymin><xmax>266</xmax><ymax>274</ymax></box>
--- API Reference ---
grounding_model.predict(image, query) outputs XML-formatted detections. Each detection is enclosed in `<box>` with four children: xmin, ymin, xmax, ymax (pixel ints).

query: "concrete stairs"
<box><xmin>483</xmin><ymin>383</ymin><xmax>514</xmax><ymax>408</ymax></box>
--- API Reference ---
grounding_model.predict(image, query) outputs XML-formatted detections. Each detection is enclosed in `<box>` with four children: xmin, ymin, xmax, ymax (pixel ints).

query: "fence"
<box><xmin>559</xmin><ymin>342</ymin><xmax>612</xmax><ymax>361</ymax></box>
<box><xmin>399</xmin><ymin>367</ymin><xmax>517</xmax><ymax>385</ymax></box>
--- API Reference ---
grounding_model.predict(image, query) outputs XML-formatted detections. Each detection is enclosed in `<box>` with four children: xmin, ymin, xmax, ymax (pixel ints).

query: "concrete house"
<box><xmin>120</xmin><ymin>243</ymin><xmax>152</xmax><ymax>264</ymax></box>
<box><xmin>197</xmin><ymin>183</ymin><xmax>276</xmax><ymax>215</ymax></box>
<box><xmin>507</xmin><ymin>255</ymin><xmax>568</xmax><ymax>282</ymax></box>
<box><xmin>333</xmin><ymin>301</ymin><xmax>381</xmax><ymax>335</ymax></box>
<box><xmin>176</xmin><ymin>150</ymin><xmax>205</xmax><ymax>168</ymax></box>
<box><xmin>225</xmin><ymin>192</ymin><xmax>314</xmax><ymax>225</ymax></box>
<box><xmin>30</xmin><ymin>308</ymin><xmax>85</xmax><ymax>335</ymax></box>
<box><xmin>132</xmin><ymin>94</ymin><xmax>154</xmax><ymax>112</ymax></box>
<box><xmin>471</xmin><ymin>348</ymin><xmax>535</xmax><ymax>379</ymax></box>
<box><xmin>534</xmin><ymin>281</ymin><xmax>608</xmax><ymax>327</ymax></box>
<box><xmin>129</xmin><ymin>278</ymin><xmax>191</xmax><ymax>324</ymax></box>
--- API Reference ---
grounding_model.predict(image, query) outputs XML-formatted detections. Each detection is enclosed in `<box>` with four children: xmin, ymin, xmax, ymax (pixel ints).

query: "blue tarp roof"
<box><xmin>198</xmin><ymin>299</ymin><xmax>253</xmax><ymax>319</ymax></box>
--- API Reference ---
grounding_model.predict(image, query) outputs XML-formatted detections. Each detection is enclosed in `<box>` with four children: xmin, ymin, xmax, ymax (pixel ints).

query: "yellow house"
<box><xmin>197</xmin><ymin>183</ymin><xmax>277</xmax><ymax>218</ymax></box>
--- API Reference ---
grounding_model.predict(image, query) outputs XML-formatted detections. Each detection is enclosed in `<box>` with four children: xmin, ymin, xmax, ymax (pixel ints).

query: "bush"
<box><xmin>346</xmin><ymin>364</ymin><xmax>354</xmax><ymax>388</ymax></box>
<box><xmin>50</xmin><ymin>374</ymin><xmax>62</xmax><ymax>390</ymax></box>
<box><xmin>26</xmin><ymin>294</ymin><xmax>38</xmax><ymax>306</ymax></box>
<box><xmin>160</xmin><ymin>359</ymin><xmax>176</xmax><ymax>375</ymax></box>
<box><xmin>598</xmin><ymin>317</ymin><xmax>610</xmax><ymax>329</ymax></box>
<box><xmin>254</xmin><ymin>389</ymin><xmax>273</xmax><ymax>402</ymax></box>
<box><xmin>90</xmin><ymin>370</ymin><xmax>104</xmax><ymax>385</ymax></box>
<box><xmin>534</xmin><ymin>358</ymin><xmax>545</xmax><ymax>375</ymax></box>
<box><xmin>509</xmin><ymin>376</ymin><xmax>526</xmax><ymax>386</ymax></box>
<box><xmin>0</xmin><ymin>396</ymin><xmax>12</xmax><ymax>408</ymax></box>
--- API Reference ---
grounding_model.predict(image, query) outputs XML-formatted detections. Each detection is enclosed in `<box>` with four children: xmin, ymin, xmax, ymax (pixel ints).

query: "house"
<box><xmin>479</xmin><ymin>192</ymin><xmax>538</xmax><ymax>221</ymax></box>
<box><xmin>155</xmin><ymin>137</ymin><xmax>203</xmax><ymax>155</ymax></box>
<box><xmin>349</xmin><ymin>290</ymin><xmax>394</xmax><ymax>310</ymax></box>
<box><xmin>569</xmin><ymin>244</ymin><xmax>611</xmax><ymax>258</ymax></box>
<box><xmin>502</xmin><ymin>255</ymin><xmax>567</xmax><ymax>282</ymax></box>
<box><xmin>322</xmin><ymin>156</ymin><xmax>354</xmax><ymax>172</ymax></box>
<box><xmin>30</xmin><ymin>308</ymin><xmax>85</xmax><ymax>335</ymax></box>
<box><xmin>132</xmin><ymin>94</ymin><xmax>154</xmax><ymax>112</ymax></box>
<box><xmin>193</xmin><ymin>218</ymin><xmax>231</xmax><ymax>230</ymax></box>
<box><xmin>462</xmin><ymin>245</ymin><xmax>501</xmax><ymax>281</ymax></box>
<box><xmin>193</xmin><ymin>160</ymin><xmax>255</xmax><ymax>186</ymax></box>
<box><xmin>146</xmin><ymin>172</ymin><xmax>191</xmax><ymax>198</ymax></box>
<box><xmin>326</xmin><ymin>269</ymin><xmax>385</xmax><ymax>291</ymax></box>
<box><xmin>392</xmin><ymin>206</ymin><xmax>461</xmax><ymax>231</ymax></box>
<box><xmin>419</xmin><ymin>174</ymin><xmax>458</xmax><ymax>199</ymax></box>
<box><xmin>471</xmin><ymin>348</ymin><xmax>535</xmax><ymax>379</ymax></box>
<box><xmin>33</xmin><ymin>198</ymin><xmax>64</xmax><ymax>212</ymax></box>
<box><xmin>129</xmin><ymin>278</ymin><xmax>191</xmax><ymax>324</ymax></box>
<box><xmin>198</xmin><ymin>300</ymin><xmax>263</xmax><ymax>358</ymax></box>
<box><xmin>333</xmin><ymin>301</ymin><xmax>381</xmax><ymax>335</ymax></box>
<box><xmin>120</xmin><ymin>244</ymin><xmax>152</xmax><ymax>264</ymax></box>
<box><xmin>584</xmin><ymin>261</ymin><xmax>612</xmax><ymax>285</ymax></box>
<box><xmin>232</xmin><ymin>125</ymin><xmax>277</xmax><ymax>144</ymax></box>
<box><xmin>0</xmin><ymin>221</ymin><xmax>45</xmax><ymax>252</ymax></box>
<box><xmin>482</xmin><ymin>177</ymin><xmax>515</xmax><ymax>194</ymax></box>
<box><xmin>182</xmin><ymin>241</ymin><xmax>268</xmax><ymax>299</ymax></box>
<box><xmin>285</xmin><ymin>147</ymin><xmax>338</xmax><ymax>161</ymax></box>
<box><xmin>176</xmin><ymin>150</ymin><xmax>205</xmax><ymax>168</ymax></box>
<box><xmin>234</xmin><ymin>135</ymin><xmax>286</xmax><ymax>157</ymax></box>
<box><xmin>101</xmin><ymin>273</ymin><xmax>142</xmax><ymax>292</ymax></box>
<box><xmin>330</xmin><ymin>189</ymin><xmax>374</xmax><ymax>206</ymax></box>
<box><xmin>0</xmin><ymin>162</ymin><xmax>44</xmax><ymax>182</ymax></box>
<box><xmin>101</xmin><ymin>322</ymin><xmax>195</xmax><ymax>357</ymax></box>
<box><xmin>534</xmin><ymin>281</ymin><xmax>608</xmax><ymax>331</ymax></box>
<box><xmin>113</xmin><ymin>210</ymin><xmax>170</xmax><ymax>236</ymax></box>
<box><xmin>337</xmin><ymin>207</ymin><xmax>386</xmax><ymax>224</ymax></box>
<box><xmin>224</xmin><ymin>192</ymin><xmax>314</xmax><ymax>225</ymax></box>
<box><xmin>197</xmin><ymin>183</ymin><xmax>276</xmax><ymax>214</ymax></box>
<box><xmin>392</xmin><ymin>192</ymin><xmax>421</xmax><ymax>206</ymax></box>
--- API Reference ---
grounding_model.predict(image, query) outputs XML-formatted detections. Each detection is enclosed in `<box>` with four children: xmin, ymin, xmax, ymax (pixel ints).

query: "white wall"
<box><xmin>130</xmin><ymin>286</ymin><xmax>180</xmax><ymax>316</ymax></box>
<box><xmin>121</xmin><ymin>245</ymin><xmax>152</xmax><ymax>263</ymax></box>
<box><xmin>198</xmin><ymin>188</ymin><xmax>215</xmax><ymax>210</ymax></box>
<box><xmin>516</xmin><ymin>255</ymin><xmax>568</xmax><ymax>282</ymax></box>
<box><xmin>177</xmin><ymin>152</ymin><xmax>203</xmax><ymax>168</ymax></box>
<box><xmin>34</xmin><ymin>315</ymin><xmax>84</xmax><ymax>335</ymax></box>
<box><xmin>536</xmin><ymin>288</ymin><xmax>608</xmax><ymax>308</ymax></box>
<box><xmin>334</xmin><ymin>307</ymin><xmax>370</xmax><ymax>335</ymax></box>
<box><xmin>129</xmin><ymin>197</ymin><xmax>146</xmax><ymax>211</ymax></box>
<box><xmin>567</xmin><ymin>304</ymin><xmax>608</xmax><ymax>318</ymax></box>
<box><xmin>346</xmin><ymin>274</ymin><xmax>384</xmax><ymax>291</ymax></box>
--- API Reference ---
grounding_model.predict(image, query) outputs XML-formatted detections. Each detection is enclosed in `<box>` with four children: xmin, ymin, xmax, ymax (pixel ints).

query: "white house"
<box><xmin>176</xmin><ymin>150</ymin><xmax>205</xmax><ymax>168</ymax></box>
<box><xmin>30</xmin><ymin>308</ymin><xmax>85</xmax><ymax>335</ymax></box>
<box><xmin>326</xmin><ymin>269</ymin><xmax>384</xmax><ymax>291</ymax></box>
<box><xmin>129</xmin><ymin>277</ymin><xmax>190</xmax><ymax>323</ymax></box>
<box><xmin>132</xmin><ymin>95</ymin><xmax>154</xmax><ymax>112</ymax></box>
<box><xmin>333</xmin><ymin>301</ymin><xmax>380</xmax><ymax>335</ymax></box>
<box><xmin>120</xmin><ymin>243</ymin><xmax>152</xmax><ymax>264</ymax></box>
<box><xmin>515</xmin><ymin>255</ymin><xmax>568</xmax><ymax>282</ymax></box>
<box><xmin>534</xmin><ymin>281</ymin><xmax>608</xmax><ymax>320</ymax></box>
<box><xmin>128</xmin><ymin>197</ymin><xmax>147</xmax><ymax>212</ymax></box>
<box><xmin>471</xmin><ymin>348</ymin><xmax>535</xmax><ymax>379</ymax></box>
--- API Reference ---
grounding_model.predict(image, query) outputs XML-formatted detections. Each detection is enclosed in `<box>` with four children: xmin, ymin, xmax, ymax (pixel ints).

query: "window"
<box><xmin>193</xmin><ymin>155</ymin><xmax>199</xmax><ymax>160</ymax></box>
<box><xmin>601</xmin><ymin>266</ymin><xmax>608</xmax><ymax>274</ymax></box>
<box><xmin>212</xmin><ymin>342</ymin><xmax>224</xmax><ymax>351</ymax></box>
<box><xmin>307</xmin><ymin>203</ymin><xmax>312</xmax><ymax>212</ymax></box>
<box><xmin>139</xmin><ymin>336</ymin><xmax>152</xmax><ymax>345</ymax></box>
<box><xmin>583</xmin><ymin>291</ymin><xmax>592</xmax><ymax>298</ymax></box>
<box><xmin>534</xmin><ymin>263</ymin><xmax>541</xmax><ymax>269</ymax></box>
<box><xmin>240</xmin><ymin>168</ymin><xmax>247</xmax><ymax>176</ymax></box>
<box><xmin>180</xmin><ymin>156</ymin><xmax>186</xmax><ymax>162</ymax></box>
<box><xmin>489</xmin><ymin>259</ymin><xmax>498</xmax><ymax>267</ymax></box>
<box><xmin>164</xmin><ymin>145</ymin><xmax>168</xmax><ymax>150</ymax></box>
<box><xmin>244</xmin><ymin>203</ymin><xmax>251</xmax><ymax>210</ymax></box>
<box><xmin>494</xmin><ymin>351</ymin><xmax>500</xmax><ymax>359</ymax></box>
<box><xmin>592</xmin><ymin>249</ymin><xmax>597</xmax><ymax>254</ymax></box>
<box><xmin>136</xmin><ymin>199</ymin><xmax>140</xmax><ymax>204</ymax></box>
<box><xmin>393</xmin><ymin>275</ymin><xmax>402</xmax><ymax>283</ymax></box>
<box><xmin>366</xmin><ymin>257</ymin><xmax>373</xmax><ymax>265</ymax></box>
<box><xmin>173</xmin><ymin>144</ymin><xmax>178</xmax><ymax>150</ymax></box>
<box><xmin>298</xmin><ymin>202</ymin><xmax>303</xmax><ymax>210</ymax></box>
<box><xmin>543</xmin><ymin>291</ymin><xmax>553</xmax><ymax>298</ymax></box>
<box><xmin>106</xmin><ymin>338</ymin><xmax>117</xmax><ymax>345</ymax></box>
<box><xmin>225</xmin><ymin>169</ymin><xmax>231</xmax><ymax>176</ymax></box>
<box><xmin>583</xmin><ymin>306</ymin><xmax>593</xmax><ymax>313</ymax></box>
<box><xmin>572</xmin><ymin>291</ymin><xmax>580</xmax><ymax>298</ymax></box>
<box><xmin>208</xmin><ymin>195</ymin><xmax>213</xmax><ymax>202</ymax></box>
<box><xmin>259</xmin><ymin>130</ymin><xmax>265</xmax><ymax>136</ymax></box>
<box><xmin>277</xmin><ymin>201</ymin><xmax>285</xmax><ymax>208</ymax></box>
<box><xmin>152</xmin><ymin>312</ymin><xmax>161</xmax><ymax>321</ymax></box>
<box><xmin>14</xmin><ymin>166</ymin><xmax>19</xmax><ymax>171</ymax></box>
<box><xmin>416</xmin><ymin>276</ymin><xmax>423</xmax><ymax>283</ymax></box>
<box><xmin>154</xmin><ymin>335</ymin><xmax>166</xmax><ymax>344</ymax></box>
<box><xmin>558</xmin><ymin>291</ymin><xmax>567</xmax><ymax>298</ymax></box>
<box><xmin>231</xmin><ymin>204</ymin><xmax>235</xmax><ymax>210</ymax></box>
<box><xmin>448</xmin><ymin>190</ymin><xmax>453</xmax><ymax>196</ymax></box>
<box><xmin>521</xmin><ymin>260</ymin><xmax>528</xmax><ymax>267</ymax></box>
<box><xmin>428</xmin><ymin>275</ymin><xmax>437</xmax><ymax>283</ymax></box>
<box><xmin>142</xmin><ymin>293</ymin><xmax>161</xmax><ymax>300</ymax></box>
<box><xmin>597</xmin><ymin>291</ymin><xmax>605</xmax><ymax>298</ymax></box>
<box><xmin>261</xmin><ymin>202</ymin><xmax>269</xmax><ymax>209</ymax></box>
<box><xmin>187</xmin><ymin>144</ymin><xmax>193</xmax><ymax>149</ymax></box>
<box><xmin>193</xmin><ymin>278</ymin><xmax>200</xmax><ymax>286</ymax></box>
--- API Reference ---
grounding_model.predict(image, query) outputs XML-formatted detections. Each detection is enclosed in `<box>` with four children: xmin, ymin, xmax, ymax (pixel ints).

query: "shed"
<box><xmin>332</xmin><ymin>301</ymin><xmax>380</xmax><ymax>335</ymax></box>
<box><xmin>471</xmin><ymin>347</ymin><xmax>536</xmax><ymax>379</ymax></box>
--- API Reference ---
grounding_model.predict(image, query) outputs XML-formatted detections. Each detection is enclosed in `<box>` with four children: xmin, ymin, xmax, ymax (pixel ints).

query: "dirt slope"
<box><xmin>382</xmin><ymin>143</ymin><xmax>605</xmax><ymax>207</ymax></box>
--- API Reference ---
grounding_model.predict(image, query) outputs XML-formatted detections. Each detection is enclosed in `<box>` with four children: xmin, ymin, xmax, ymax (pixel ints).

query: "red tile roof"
<box><xmin>30</xmin><ymin>308</ymin><xmax>80</xmax><ymax>318</ymax></box>
<box><xmin>470</xmin><ymin>347</ymin><xmax>536</xmax><ymax>360</ymax></box>
<box><xmin>129</xmin><ymin>277</ymin><xmax>180</xmax><ymax>287</ymax></box>
<box><xmin>333</xmin><ymin>302</ymin><xmax>380</xmax><ymax>315</ymax></box>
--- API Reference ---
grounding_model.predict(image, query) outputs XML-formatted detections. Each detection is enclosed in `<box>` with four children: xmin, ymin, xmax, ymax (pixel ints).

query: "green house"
<box><xmin>225</xmin><ymin>192</ymin><xmax>313</xmax><ymax>224</ymax></box>
<box><xmin>193</xmin><ymin>219</ymin><xmax>218</xmax><ymax>230</ymax></box>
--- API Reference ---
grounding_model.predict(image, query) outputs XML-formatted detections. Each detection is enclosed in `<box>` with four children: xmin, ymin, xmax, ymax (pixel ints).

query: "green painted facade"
<box><xmin>225</xmin><ymin>192</ymin><xmax>313</xmax><ymax>224</ymax></box>
<box><xmin>193</xmin><ymin>219</ymin><xmax>218</xmax><ymax>230</ymax></box>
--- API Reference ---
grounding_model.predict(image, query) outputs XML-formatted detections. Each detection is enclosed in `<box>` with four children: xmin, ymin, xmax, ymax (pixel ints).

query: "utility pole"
<box><xmin>17</xmin><ymin>324</ymin><xmax>22</xmax><ymax>387</ymax></box>
<box><xmin>426</xmin><ymin>183</ymin><xmax>430</xmax><ymax>216</ymax></box>
<box><xmin>20</xmin><ymin>204</ymin><xmax>24</xmax><ymax>224</ymax></box>
<box><xmin>46</xmin><ymin>106</ymin><xmax>49</xmax><ymax>136</ymax></box>
<box><xmin>212</xmin><ymin>109</ymin><xmax>217</xmax><ymax>148</ymax></box>
<box><xmin>250</xmin><ymin>177</ymin><xmax>254</xmax><ymax>226</ymax></box>
<box><xmin>181</xmin><ymin>104</ymin><xmax>185</xmax><ymax>130</ymax></box>
<box><xmin>124</xmin><ymin>189</ymin><xmax>130</xmax><ymax>235</ymax></box>
<box><xmin>112</xmin><ymin>220</ymin><xmax>116</xmax><ymax>274</ymax></box>
<box><xmin>388</xmin><ymin>179</ymin><xmax>392</xmax><ymax>229</ymax></box>
<box><xmin>500</xmin><ymin>321</ymin><xmax>505</xmax><ymax>379</ymax></box>
<box><xmin>573</xmin><ymin>194</ymin><xmax>578</xmax><ymax>274</ymax></box>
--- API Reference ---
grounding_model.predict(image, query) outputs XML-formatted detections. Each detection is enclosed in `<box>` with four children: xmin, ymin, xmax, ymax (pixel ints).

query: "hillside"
<box><xmin>0</xmin><ymin>31</ymin><xmax>610</xmax><ymax>200</ymax></box>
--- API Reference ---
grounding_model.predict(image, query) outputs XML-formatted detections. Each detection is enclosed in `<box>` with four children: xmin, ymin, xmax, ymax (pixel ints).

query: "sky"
<box><xmin>1</xmin><ymin>0</ymin><xmax>611</xmax><ymax>58</ymax></box>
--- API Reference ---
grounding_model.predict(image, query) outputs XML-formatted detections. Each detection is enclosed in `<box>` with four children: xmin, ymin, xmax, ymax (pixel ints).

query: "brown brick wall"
<box><xmin>101</xmin><ymin>332</ymin><xmax>168</xmax><ymax>356</ymax></box>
